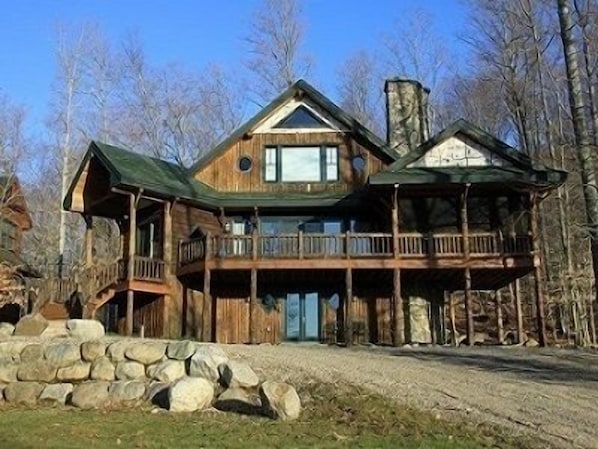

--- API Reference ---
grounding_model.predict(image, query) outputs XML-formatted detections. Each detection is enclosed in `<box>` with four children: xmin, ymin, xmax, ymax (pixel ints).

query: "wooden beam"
<box><xmin>163</xmin><ymin>201</ymin><xmax>172</xmax><ymax>276</ymax></box>
<box><xmin>392</xmin><ymin>268</ymin><xmax>404</xmax><ymax>346</ymax></box>
<box><xmin>392</xmin><ymin>185</ymin><xmax>400</xmax><ymax>258</ymax></box>
<box><xmin>126</xmin><ymin>289</ymin><xmax>134</xmax><ymax>336</ymax></box>
<box><xmin>125</xmin><ymin>192</ymin><xmax>137</xmax><ymax>337</ymax></box>
<box><xmin>84</xmin><ymin>215</ymin><xmax>93</xmax><ymax>268</ymax></box>
<box><xmin>448</xmin><ymin>291</ymin><xmax>458</xmax><ymax>346</ymax></box>
<box><xmin>345</xmin><ymin>268</ymin><xmax>353</xmax><ymax>346</ymax></box>
<box><xmin>530</xmin><ymin>191</ymin><xmax>547</xmax><ymax>347</ymax></box>
<box><xmin>464</xmin><ymin>268</ymin><xmax>474</xmax><ymax>346</ymax></box>
<box><xmin>202</xmin><ymin>268</ymin><xmax>212</xmax><ymax>342</ymax></box>
<box><xmin>496</xmin><ymin>289</ymin><xmax>504</xmax><ymax>344</ymax></box>
<box><xmin>512</xmin><ymin>279</ymin><xmax>525</xmax><ymax>344</ymax></box>
<box><xmin>249</xmin><ymin>268</ymin><xmax>258</xmax><ymax>344</ymax></box>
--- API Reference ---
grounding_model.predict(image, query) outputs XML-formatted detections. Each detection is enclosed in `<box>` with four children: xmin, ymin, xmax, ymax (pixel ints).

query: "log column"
<box><xmin>249</xmin><ymin>268</ymin><xmax>258</xmax><ymax>344</ymax></box>
<box><xmin>512</xmin><ymin>278</ymin><xmax>525</xmax><ymax>344</ymax></box>
<box><xmin>202</xmin><ymin>233</ymin><xmax>212</xmax><ymax>342</ymax></box>
<box><xmin>126</xmin><ymin>192</ymin><xmax>137</xmax><ymax>337</ymax></box>
<box><xmin>461</xmin><ymin>184</ymin><xmax>474</xmax><ymax>346</ymax></box>
<box><xmin>496</xmin><ymin>289</ymin><xmax>504</xmax><ymax>344</ymax></box>
<box><xmin>391</xmin><ymin>185</ymin><xmax>404</xmax><ymax>346</ymax></box>
<box><xmin>162</xmin><ymin>201</ymin><xmax>172</xmax><ymax>337</ymax></box>
<box><xmin>345</xmin><ymin>268</ymin><xmax>353</xmax><ymax>346</ymax></box>
<box><xmin>530</xmin><ymin>191</ymin><xmax>547</xmax><ymax>346</ymax></box>
<box><xmin>84</xmin><ymin>215</ymin><xmax>94</xmax><ymax>267</ymax></box>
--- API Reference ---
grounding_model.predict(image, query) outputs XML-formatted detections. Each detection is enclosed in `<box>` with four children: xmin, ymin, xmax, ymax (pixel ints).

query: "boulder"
<box><xmin>0</xmin><ymin>322</ymin><xmax>14</xmax><ymax>338</ymax></box>
<box><xmin>13</xmin><ymin>313</ymin><xmax>48</xmax><ymax>337</ymax></box>
<box><xmin>146</xmin><ymin>381</ymin><xmax>170</xmax><ymax>408</ymax></box>
<box><xmin>90</xmin><ymin>357</ymin><xmax>115</xmax><ymax>381</ymax></box>
<box><xmin>107</xmin><ymin>340</ymin><xmax>134</xmax><ymax>362</ymax></box>
<box><xmin>108</xmin><ymin>381</ymin><xmax>146</xmax><ymax>404</ymax></box>
<box><xmin>39</xmin><ymin>383</ymin><xmax>73</xmax><ymax>405</ymax></box>
<box><xmin>57</xmin><ymin>361</ymin><xmax>91</xmax><ymax>382</ymax></box>
<box><xmin>71</xmin><ymin>382</ymin><xmax>109</xmax><ymax>409</ymax></box>
<box><xmin>4</xmin><ymin>382</ymin><xmax>44</xmax><ymax>405</ymax></box>
<box><xmin>44</xmin><ymin>341</ymin><xmax>82</xmax><ymax>368</ymax></box>
<box><xmin>525</xmin><ymin>337</ymin><xmax>540</xmax><ymax>348</ymax></box>
<box><xmin>215</xmin><ymin>387</ymin><xmax>262</xmax><ymax>415</ymax></box>
<box><xmin>168</xmin><ymin>377</ymin><xmax>214</xmax><ymax>412</ymax></box>
<box><xmin>218</xmin><ymin>361</ymin><xmax>259</xmax><ymax>389</ymax></box>
<box><xmin>17</xmin><ymin>361</ymin><xmax>57</xmax><ymax>382</ymax></box>
<box><xmin>125</xmin><ymin>342</ymin><xmax>166</xmax><ymax>365</ymax></box>
<box><xmin>66</xmin><ymin>319</ymin><xmax>105</xmax><ymax>340</ymax></box>
<box><xmin>166</xmin><ymin>340</ymin><xmax>196</xmax><ymax>360</ymax></box>
<box><xmin>115</xmin><ymin>361</ymin><xmax>146</xmax><ymax>380</ymax></box>
<box><xmin>0</xmin><ymin>359</ymin><xmax>18</xmax><ymax>382</ymax></box>
<box><xmin>259</xmin><ymin>381</ymin><xmax>301</xmax><ymax>421</ymax></box>
<box><xmin>189</xmin><ymin>345</ymin><xmax>228</xmax><ymax>382</ymax></box>
<box><xmin>0</xmin><ymin>340</ymin><xmax>30</xmax><ymax>359</ymax></box>
<box><xmin>147</xmin><ymin>360</ymin><xmax>185</xmax><ymax>383</ymax></box>
<box><xmin>81</xmin><ymin>340</ymin><xmax>106</xmax><ymax>362</ymax></box>
<box><xmin>20</xmin><ymin>344</ymin><xmax>44</xmax><ymax>363</ymax></box>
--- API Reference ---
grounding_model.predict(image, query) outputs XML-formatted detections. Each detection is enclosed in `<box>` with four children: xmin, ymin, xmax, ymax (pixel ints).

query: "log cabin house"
<box><xmin>62</xmin><ymin>79</ymin><xmax>566</xmax><ymax>346</ymax></box>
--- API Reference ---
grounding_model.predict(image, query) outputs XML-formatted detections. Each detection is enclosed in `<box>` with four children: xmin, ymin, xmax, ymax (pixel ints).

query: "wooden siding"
<box><xmin>172</xmin><ymin>202</ymin><xmax>221</xmax><ymax>242</ymax></box>
<box><xmin>194</xmin><ymin>132</ymin><xmax>388</xmax><ymax>193</ymax></box>
<box><xmin>216</xmin><ymin>297</ymin><xmax>250</xmax><ymax>344</ymax></box>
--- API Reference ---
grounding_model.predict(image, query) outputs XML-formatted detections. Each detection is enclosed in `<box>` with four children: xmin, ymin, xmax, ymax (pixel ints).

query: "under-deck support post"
<box><xmin>125</xmin><ymin>192</ymin><xmax>137</xmax><ymax>336</ymax></box>
<box><xmin>345</xmin><ymin>268</ymin><xmax>353</xmax><ymax>346</ymax></box>
<box><xmin>84</xmin><ymin>215</ymin><xmax>94</xmax><ymax>267</ymax></box>
<box><xmin>203</xmin><ymin>268</ymin><xmax>212</xmax><ymax>342</ymax></box>
<box><xmin>464</xmin><ymin>268</ymin><xmax>474</xmax><ymax>346</ymax></box>
<box><xmin>162</xmin><ymin>201</ymin><xmax>172</xmax><ymax>337</ymax></box>
<box><xmin>512</xmin><ymin>279</ymin><xmax>524</xmax><ymax>343</ymax></box>
<box><xmin>249</xmin><ymin>268</ymin><xmax>258</xmax><ymax>344</ymax></box>
<box><xmin>460</xmin><ymin>184</ymin><xmax>473</xmax><ymax>346</ymax></box>
<box><xmin>530</xmin><ymin>191</ymin><xmax>547</xmax><ymax>347</ymax></box>
<box><xmin>392</xmin><ymin>268</ymin><xmax>404</xmax><ymax>346</ymax></box>
<box><xmin>496</xmin><ymin>289</ymin><xmax>504</xmax><ymax>344</ymax></box>
<box><xmin>448</xmin><ymin>291</ymin><xmax>458</xmax><ymax>346</ymax></box>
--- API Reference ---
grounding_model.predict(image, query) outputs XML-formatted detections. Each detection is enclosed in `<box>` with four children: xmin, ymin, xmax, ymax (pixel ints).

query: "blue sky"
<box><xmin>0</xmin><ymin>0</ymin><xmax>469</xmax><ymax>128</ymax></box>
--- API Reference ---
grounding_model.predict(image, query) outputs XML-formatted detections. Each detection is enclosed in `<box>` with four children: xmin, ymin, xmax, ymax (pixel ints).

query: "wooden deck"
<box><xmin>177</xmin><ymin>232</ymin><xmax>534</xmax><ymax>273</ymax></box>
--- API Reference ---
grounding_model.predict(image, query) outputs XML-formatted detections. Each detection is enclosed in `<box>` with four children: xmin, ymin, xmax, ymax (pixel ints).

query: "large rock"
<box><xmin>44</xmin><ymin>341</ymin><xmax>82</xmax><ymax>368</ymax></box>
<box><xmin>107</xmin><ymin>340</ymin><xmax>134</xmax><ymax>362</ymax></box>
<box><xmin>215</xmin><ymin>387</ymin><xmax>262</xmax><ymax>415</ymax></box>
<box><xmin>167</xmin><ymin>340</ymin><xmax>196</xmax><ymax>360</ymax></box>
<box><xmin>115</xmin><ymin>361</ymin><xmax>146</xmax><ymax>380</ymax></box>
<box><xmin>4</xmin><ymin>382</ymin><xmax>44</xmax><ymax>405</ymax></box>
<box><xmin>146</xmin><ymin>381</ymin><xmax>170</xmax><ymax>408</ymax></box>
<box><xmin>66</xmin><ymin>319</ymin><xmax>105</xmax><ymax>340</ymax></box>
<box><xmin>81</xmin><ymin>340</ymin><xmax>106</xmax><ymax>362</ymax></box>
<box><xmin>0</xmin><ymin>359</ymin><xmax>18</xmax><ymax>382</ymax></box>
<box><xmin>20</xmin><ymin>344</ymin><xmax>44</xmax><ymax>363</ymax></box>
<box><xmin>108</xmin><ymin>381</ymin><xmax>146</xmax><ymax>404</ymax></box>
<box><xmin>259</xmin><ymin>381</ymin><xmax>301</xmax><ymax>421</ymax></box>
<box><xmin>168</xmin><ymin>377</ymin><xmax>214</xmax><ymax>412</ymax></box>
<box><xmin>218</xmin><ymin>361</ymin><xmax>259</xmax><ymax>389</ymax></box>
<box><xmin>0</xmin><ymin>322</ymin><xmax>14</xmax><ymax>338</ymax></box>
<box><xmin>90</xmin><ymin>357</ymin><xmax>115</xmax><ymax>381</ymax></box>
<box><xmin>17</xmin><ymin>361</ymin><xmax>57</xmax><ymax>382</ymax></box>
<box><xmin>14</xmin><ymin>313</ymin><xmax>48</xmax><ymax>336</ymax></box>
<box><xmin>125</xmin><ymin>342</ymin><xmax>166</xmax><ymax>365</ymax></box>
<box><xmin>39</xmin><ymin>383</ymin><xmax>73</xmax><ymax>405</ymax></box>
<box><xmin>0</xmin><ymin>340</ymin><xmax>30</xmax><ymax>359</ymax></box>
<box><xmin>147</xmin><ymin>360</ymin><xmax>185</xmax><ymax>383</ymax></box>
<box><xmin>71</xmin><ymin>382</ymin><xmax>109</xmax><ymax>409</ymax></box>
<box><xmin>189</xmin><ymin>345</ymin><xmax>228</xmax><ymax>382</ymax></box>
<box><xmin>57</xmin><ymin>361</ymin><xmax>91</xmax><ymax>382</ymax></box>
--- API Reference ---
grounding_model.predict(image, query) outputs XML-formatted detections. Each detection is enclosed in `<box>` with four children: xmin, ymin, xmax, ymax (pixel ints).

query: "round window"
<box><xmin>352</xmin><ymin>155</ymin><xmax>366</xmax><ymax>172</ymax></box>
<box><xmin>238</xmin><ymin>156</ymin><xmax>253</xmax><ymax>172</ymax></box>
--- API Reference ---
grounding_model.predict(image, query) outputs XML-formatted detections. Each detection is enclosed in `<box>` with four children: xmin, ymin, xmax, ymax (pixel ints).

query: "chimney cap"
<box><xmin>384</xmin><ymin>78</ymin><xmax>430</xmax><ymax>94</ymax></box>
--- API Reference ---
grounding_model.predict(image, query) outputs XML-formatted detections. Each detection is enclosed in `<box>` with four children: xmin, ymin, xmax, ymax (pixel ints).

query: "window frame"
<box><xmin>263</xmin><ymin>144</ymin><xmax>339</xmax><ymax>184</ymax></box>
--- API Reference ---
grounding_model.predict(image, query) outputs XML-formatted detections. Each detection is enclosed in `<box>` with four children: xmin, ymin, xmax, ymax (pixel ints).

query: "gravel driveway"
<box><xmin>226</xmin><ymin>343</ymin><xmax>598</xmax><ymax>449</ymax></box>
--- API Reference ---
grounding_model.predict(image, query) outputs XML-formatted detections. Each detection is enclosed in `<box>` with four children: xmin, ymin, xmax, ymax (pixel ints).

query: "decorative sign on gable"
<box><xmin>252</xmin><ymin>98</ymin><xmax>345</xmax><ymax>134</ymax></box>
<box><xmin>408</xmin><ymin>135</ymin><xmax>507</xmax><ymax>168</ymax></box>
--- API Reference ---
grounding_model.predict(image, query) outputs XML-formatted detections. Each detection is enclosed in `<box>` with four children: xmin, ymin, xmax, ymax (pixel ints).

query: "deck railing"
<box><xmin>178</xmin><ymin>231</ymin><xmax>532</xmax><ymax>266</ymax></box>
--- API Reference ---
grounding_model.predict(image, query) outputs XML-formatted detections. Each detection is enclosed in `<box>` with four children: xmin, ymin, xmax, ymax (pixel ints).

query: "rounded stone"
<box><xmin>125</xmin><ymin>342</ymin><xmax>166</xmax><ymax>365</ymax></box>
<box><xmin>13</xmin><ymin>313</ymin><xmax>48</xmax><ymax>337</ymax></box>
<box><xmin>39</xmin><ymin>383</ymin><xmax>73</xmax><ymax>405</ymax></box>
<box><xmin>115</xmin><ymin>361</ymin><xmax>146</xmax><ymax>380</ymax></box>
<box><xmin>189</xmin><ymin>345</ymin><xmax>228</xmax><ymax>382</ymax></box>
<box><xmin>71</xmin><ymin>382</ymin><xmax>109</xmax><ymax>409</ymax></box>
<box><xmin>166</xmin><ymin>340</ymin><xmax>196</xmax><ymax>361</ymax></box>
<box><xmin>0</xmin><ymin>360</ymin><xmax>18</xmax><ymax>383</ymax></box>
<box><xmin>57</xmin><ymin>361</ymin><xmax>91</xmax><ymax>382</ymax></box>
<box><xmin>218</xmin><ymin>361</ymin><xmax>259</xmax><ymax>389</ymax></box>
<box><xmin>17</xmin><ymin>361</ymin><xmax>57</xmax><ymax>382</ymax></box>
<box><xmin>259</xmin><ymin>381</ymin><xmax>301</xmax><ymax>421</ymax></box>
<box><xmin>168</xmin><ymin>377</ymin><xmax>214</xmax><ymax>412</ymax></box>
<box><xmin>20</xmin><ymin>344</ymin><xmax>44</xmax><ymax>363</ymax></box>
<box><xmin>81</xmin><ymin>340</ymin><xmax>106</xmax><ymax>362</ymax></box>
<box><xmin>90</xmin><ymin>357</ymin><xmax>116</xmax><ymax>381</ymax></box>
<box><xmin>4</xmin><ymin>382</ymin><xmax>44</xmax><ymax>405</ymax></box>
<box><xmin>147</xmin><ymin>360</ymin><xmax>186</xmax><ymax>383</ymax></box>
<box><xmin>44</xmin><ymin>342</ymin><xmax>82</xmax><ymax>368</ymax></box>
<box><xmin>108</xmin><ymin>381</ymin><xmax>146</xmax><ymax>404</ymax></box>
<box><xmin>66</xmin><ymin>319</ymin><xmax>105</xmax><ymax>340</ymax></box>
<box><xmin>0</xmin><ymin>322</ymin><xmax>15</xmax><ymax>338</ymax></box>
<box><xmin>107</xmin><ymin>340</ymin><xmax>134</xmax><ymax>362</ymax></box>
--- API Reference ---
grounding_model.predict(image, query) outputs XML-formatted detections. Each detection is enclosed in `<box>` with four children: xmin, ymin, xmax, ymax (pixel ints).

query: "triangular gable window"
<box><xmin>274</xmin><ymin>105</ymin><xmax>329</xmax><ymax>129</ymax></box>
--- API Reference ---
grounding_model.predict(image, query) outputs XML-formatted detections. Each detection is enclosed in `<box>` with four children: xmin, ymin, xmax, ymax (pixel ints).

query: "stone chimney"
<box><xmin>385</xmin><ymin>79</ymin><xmax>430</xmax><ymax>156</ymax></box>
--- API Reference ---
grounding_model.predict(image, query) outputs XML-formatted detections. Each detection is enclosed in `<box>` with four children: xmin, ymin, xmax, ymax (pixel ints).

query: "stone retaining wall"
<box><xmin>0</xmin><ymin>320</ymin><xmax>300</xmax><ymax>420</ymax></box>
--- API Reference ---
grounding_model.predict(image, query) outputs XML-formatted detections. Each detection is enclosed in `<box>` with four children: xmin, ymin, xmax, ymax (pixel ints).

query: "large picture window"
<box><xmin>264</xmin><ymin>145</ymin><xmax>338</xmax><ymax>183</ymax></box>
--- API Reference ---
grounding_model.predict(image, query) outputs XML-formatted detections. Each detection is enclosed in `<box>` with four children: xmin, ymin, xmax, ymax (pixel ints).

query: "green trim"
<box><xmin>188</xmin><ymin>79</ymin><xmax>396</xmax><ymax>174</ymax></box>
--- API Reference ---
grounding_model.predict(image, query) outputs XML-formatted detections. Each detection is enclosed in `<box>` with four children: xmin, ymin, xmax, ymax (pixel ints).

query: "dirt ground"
<box><xmin>226</xmin><ymin>343</ymin><xmax>598</xmax><ymax>449</ymax></box>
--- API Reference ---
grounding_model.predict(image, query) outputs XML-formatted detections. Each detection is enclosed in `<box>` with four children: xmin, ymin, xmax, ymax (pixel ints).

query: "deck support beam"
<box><xmin>448</xmin><ymin>291</ymin><xmax>458</xmax><ymax>346</ymax></box>
<box><xmin>496</xmin><ymin>289</ymin><xmax>504</xmax><ymax>344</ymax></box>
<box><xmin>84</xmin><ymin>215</ymin><xmax>93</xmax><ymax>268</ymax></box>
<box><xmin>249</xmin><ymin>268</ymin><xmax>258</xmax><ymax>344</ymax></box>
<box><xmin>202</xmin><ymin>268</ymin><xmax>212</xmax><ymax>342</ymax></box>
<box><xmin>530</xmin><ymin>191</ymin><xmax>547</xmax><ymax>346</ymax></box>
<box><xmin>162</xmin><ymin>201</ymin><xmax>172</xmax><ymax>338</ymax></box>
<box><xmin>512</xmin><ymin>279</ymin><xmax>525</xmax><ymax>343</ymax></box>
<box><xmin>345</xmin><ymin>268</ymin><xmax>353</xmax><ymax>346</ymax></box>
<box><xmin>125</xmin><ymin>192</ymin><xmax>137</xmax><ymax>337</ymax></box>
<box><xmin>392</xmin><ymin>268</ymin><xmax>404</xmax><ymax>346</ymax></box>
<box><xmin>460</xmin><ymin>184</ymin><xmax>474</xmax><ymax>346</ymax></box>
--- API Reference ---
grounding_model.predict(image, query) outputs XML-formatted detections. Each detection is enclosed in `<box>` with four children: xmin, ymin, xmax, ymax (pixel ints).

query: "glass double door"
<box><xmin>285</xmin><ymin>292</ymin><xmax>319</xmax><ymax>341</ymax></box>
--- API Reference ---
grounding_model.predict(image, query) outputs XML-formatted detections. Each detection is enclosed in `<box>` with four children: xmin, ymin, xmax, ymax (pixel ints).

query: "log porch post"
<box><xmin>202</xmin><ymin>233</ymin><xmax>212</xmax><ymax>342</ymax></box>
<box><xmin>249</xmin><ymin>268</ymin><xmax>258</xmax><ymax>344</ymax></box>
<box><xmin>512</xmin><ymin>278</ymin><xmax>525</xmax><ymax>344</ymax></box>
<box><xmin>345</xmin><ymin>267</ymin><xmax>353</xmax><ymax>346</ymax></box>
<box><xmin>84</xmin><ymin>215</ymin><xmax>94</xmax><ymax>268</ymax></box>
<box><xmin>126</xmin><ymin>192</ymin><xmax>137</xmax><ymax>337</ymax></box>
<box><xmin>461</xmin><ymin>184</ymin><xmax>474</xmax><ymax>346</ymax></box>
<box><xmin>392</xmin><ymin>184</ymin><xmax>404</xmax><ymax>346</ymax></box>
<box><xmin>162</xmin><ymin>200</ymin><xmax>172</xmax><ymax>337</ymax></box>
<box><xmin>496</xmin><ymin>289</ymin><xmax>504</xmax><ymax>344</ymax></box>
<box><xmin>530</xmin><ymin>191</ymin><xmax>547</xmax><ymax>346</ymax></box>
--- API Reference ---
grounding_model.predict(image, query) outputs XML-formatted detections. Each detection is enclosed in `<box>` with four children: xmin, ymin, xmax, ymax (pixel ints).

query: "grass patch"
<box><xmin>0</xmin><ymin>383</ymin><xmax>536</xmax><ymax>449</ymax></box>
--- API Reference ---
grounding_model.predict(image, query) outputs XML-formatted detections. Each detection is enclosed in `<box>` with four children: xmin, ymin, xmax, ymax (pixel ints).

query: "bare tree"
<box><xmin>243</xmin><ymin>0</ymin><xmax>312</xmax><ymax>104</ymax></box>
